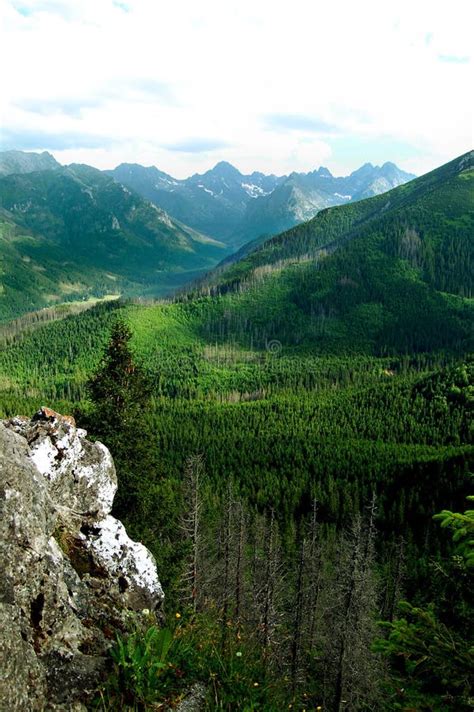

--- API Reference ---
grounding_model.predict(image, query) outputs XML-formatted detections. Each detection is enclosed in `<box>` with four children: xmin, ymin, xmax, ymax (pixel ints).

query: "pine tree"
<box><xmin>88</xmin><ymin>319</ymin><xmax>151</xmax><ymax>426</ymax></box>
<box><xmin>84</xmin><ymin>318</ymin><xmax>155</xmax><ymax>518</ymax></box>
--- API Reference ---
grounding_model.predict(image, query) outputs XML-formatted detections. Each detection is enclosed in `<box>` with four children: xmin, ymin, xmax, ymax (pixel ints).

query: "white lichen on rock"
<box><xmin>86</xmin><ymin>515</ymin><xmax>163</xmax><ymax>604</ymax></box>
<box><xmin>7</xmin><ymin>408</ymin><xmax>117</xmax><ymax>517</ymax></box>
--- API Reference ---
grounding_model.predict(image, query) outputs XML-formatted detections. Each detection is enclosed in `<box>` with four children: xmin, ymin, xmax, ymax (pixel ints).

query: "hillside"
<box><xmin>194</xmin><ymin>150</ymin><xmax>473</xmax><ymax>355</ymax></box>
<box><xmin>108</xmin><ymin>159</ymin><xmax>415</xmax><ymax>246</ymax></box>
<box><xmin>0</xmin><ymin>164</ymin><xmax>227</xmax><ymax>320</ymax></box>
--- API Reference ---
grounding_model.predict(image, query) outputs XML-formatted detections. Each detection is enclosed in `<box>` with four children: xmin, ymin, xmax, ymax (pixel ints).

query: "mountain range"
<box><xmin>0</xmin><ymin>149</ymin><xmax>416</xmax><ymax>321</ymax></box>
<box><xmin>1</xmin><ymin>147</ymin><xmax>470</xmax><ymax>351</ymax></box>
<box><xmin>108</xmin><ymin>160</ymin><xmax>416</xmax><ymax>246</ymax></box>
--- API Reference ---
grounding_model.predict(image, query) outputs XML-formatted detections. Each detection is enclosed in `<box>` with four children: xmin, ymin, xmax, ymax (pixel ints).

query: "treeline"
<box><xmin>187</xmin><ymin>228</ymin><xmax>473</xmax><ymax>356</ymax></box>
<box><xmin>0</xmin><ymin>296</ymin><xmax>120</xmax><ymax>348</ymax></box>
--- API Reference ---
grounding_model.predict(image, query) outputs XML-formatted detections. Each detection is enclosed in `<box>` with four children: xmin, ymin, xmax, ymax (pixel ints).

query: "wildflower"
<box><xmin>253</xmin><ymin>682</ymin><xmax>259</xmax><ymax>687</ymax></box>
<box><xmin>142</xmin><ymin>608</ymin><xmax>150</xmax><ymax>616</ymax></box>
<box><xmin>175</xmin><ymin>612</ymin><xmax>181</xmax><ymax>619</ymax></box>
<box><xmin>235</xmin><ymin>651</ymin><xmax>243</xmax><ymax>657</ymax></box>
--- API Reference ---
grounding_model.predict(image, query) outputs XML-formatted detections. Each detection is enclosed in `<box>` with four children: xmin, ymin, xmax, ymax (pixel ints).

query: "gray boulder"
<box><xmin>0</xmin><ymin>407</ymin><xmax>163</xmax><ymax>710</ymax></box>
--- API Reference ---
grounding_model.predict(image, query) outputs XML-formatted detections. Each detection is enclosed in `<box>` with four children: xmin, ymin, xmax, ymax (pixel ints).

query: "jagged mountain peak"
<box><xmin>349</xmin><ymin>162</ymin><xmax>375</xmax><ymax>177</ymax></box>
<box><xmin>108</xmin><ymin>162</ymin><xmax>179</xmax><ymax>188</ymax></box>
<box><xmin>249</xmin><ymin>170</ymin><xmax>281</xmax><ymax>181</ymax></box>
<box><xmin>114</xmin><ymin>161</ymin><xmax>161</xmax><ymax>173</ymax></box>
<box><xmin>208</xmin><ymin>160</ymin><xmax>243</xmax><ymax>179</ymax></box>
<box><xmin>187</xmin><ymin>161</ymin><xmax>242</xmax><ymax>184</ymax></box>
<box><xmin>380</xmin><ymin>161</ymin><xmax>412</xmax><ymax>177</ymax></box>
<box><xmin>316</xmin><ymin>166</ymin><xmax>333</xmax><ymax>177</ymax></box>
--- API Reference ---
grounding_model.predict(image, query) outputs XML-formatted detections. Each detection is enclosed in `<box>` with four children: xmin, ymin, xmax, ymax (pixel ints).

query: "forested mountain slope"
<box><xmin>191</xmin><ymin>151</ymin><xmax>473</xmax><ymax>355</ymax></box>
<box><xmin>0</xmin><ymin>164</ymin><xmax>227</xmax><ymax>320</ymax></box>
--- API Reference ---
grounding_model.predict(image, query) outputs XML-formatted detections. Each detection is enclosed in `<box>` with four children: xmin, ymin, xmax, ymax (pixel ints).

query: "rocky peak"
<box><xmin>0</xmin><ymin>407</ymin><xmax>163</xmax><ymax>710</ymax></box>
<box><xmin>316</xmin><ymin>166</ymin><xmax>333</xmax><ymax>178</ymax></box>
<box><xmin>349</xmin><ymin>162</ymin><xmax>375</xmax><ymax>178</ymax></box>
<box><xmin>210</xmin><ymin>160</ymin><xmax>242</xmax><ymax>178</ymax></box>
<box><xmin>0</xmin><ymin>149</ymin><xmax>61</xmax><ymax>177</ymax></box>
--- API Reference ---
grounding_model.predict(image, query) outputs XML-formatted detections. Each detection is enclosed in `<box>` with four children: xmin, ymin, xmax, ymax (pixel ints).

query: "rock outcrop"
<box><xmin>0</xmin><ymin>407</ymin><xmax>163</xmax><ymax>710</ymax></box>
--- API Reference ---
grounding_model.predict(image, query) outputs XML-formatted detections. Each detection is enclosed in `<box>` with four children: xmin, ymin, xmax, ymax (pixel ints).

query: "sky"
<box><xmin>0</xmin><ymin>0</ymin><xmax>472</xmax><ymax>178</ymax></box>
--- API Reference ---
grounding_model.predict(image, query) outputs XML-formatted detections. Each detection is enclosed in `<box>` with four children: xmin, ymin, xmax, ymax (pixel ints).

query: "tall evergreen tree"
<box><xmin>85</xmin><ymin>318</ymin><xmax>155</xmax><ymax>518</ymax></box>
<box><xmin>88</xmin><ymin>319</ymin><xmax>151</xmax><ymax>424</ymax></box>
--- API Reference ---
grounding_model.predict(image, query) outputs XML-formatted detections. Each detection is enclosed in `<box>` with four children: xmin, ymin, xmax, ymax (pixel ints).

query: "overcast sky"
<box><xmin>1</xmin><ymin>0</ymin><xmax>472</xmax><ymax>178</ymax></box>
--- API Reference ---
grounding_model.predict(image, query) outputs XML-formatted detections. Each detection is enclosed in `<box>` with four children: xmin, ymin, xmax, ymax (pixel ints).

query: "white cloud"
<box><xmin>1</xmin><ymin>0</ymin><xmax>472</xmax><ymax>176</ymax></box>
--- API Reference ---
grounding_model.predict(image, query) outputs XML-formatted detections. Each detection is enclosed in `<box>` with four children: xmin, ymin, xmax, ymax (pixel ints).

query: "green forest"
<box><xmin>0</xmin><ymin>152</ymin><xmax>472</xmax><ymax>710</ymax></box>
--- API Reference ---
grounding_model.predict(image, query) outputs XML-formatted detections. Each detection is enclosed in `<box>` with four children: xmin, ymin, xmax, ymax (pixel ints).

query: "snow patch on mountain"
<box><xmin>241</xmin><ymin>183</ymin><xmax>270</xmax><ymax>198</ymax></box>
<box><xmin>198</xmin><ymin>184</ymin><xmax>215</xmax><ymax>196</ymax></box>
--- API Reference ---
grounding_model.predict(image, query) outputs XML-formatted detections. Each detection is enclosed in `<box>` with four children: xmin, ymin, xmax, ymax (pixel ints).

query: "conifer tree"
<box><xmin>88</xmin><ymin>319</ymin><xmax>151</xmax><ymax>425</ymax></box>
<box><xmin>85</xmin><ymin>318</ymin><xmax>155</xmax><ymax>518</ymax></box>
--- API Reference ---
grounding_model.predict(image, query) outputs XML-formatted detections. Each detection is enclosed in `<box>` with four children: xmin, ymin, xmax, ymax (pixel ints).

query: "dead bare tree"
<box><xmin>382</xmin><ymin>534</ymin><xmax>405</xmax><ymax>623</ymax></box>
<box><xmin>305</xmin><ymin>498</ymin><xmax>324</xmax><ymax>651</ymax></box>
<box><xmin>233</xmin><ymin>497</ymin><xmax>246</xmax><ymax>629</ymax></box>
<box><xmin>290</xmin><ymin>536</ymin><xmax>306</xmax><ymax>697</ymax></box>
<box><xmin>219</xmin><ymin>480</ymin><xmax>234</xmax><ymax>653</ymax></box>
<box><xmin>179</xmin><ymin>454</ymin><xmax>206</xmax><ymax>612</ymax></box>
<box><xmin>247</xmin><ymin>509</ymin><xmax>285</xmax><ymax>679</ymax></box>
<box><xmin>323</xmin><ymin>495</ymin><xmax>383</xmax><ymax>711</ymax></box>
